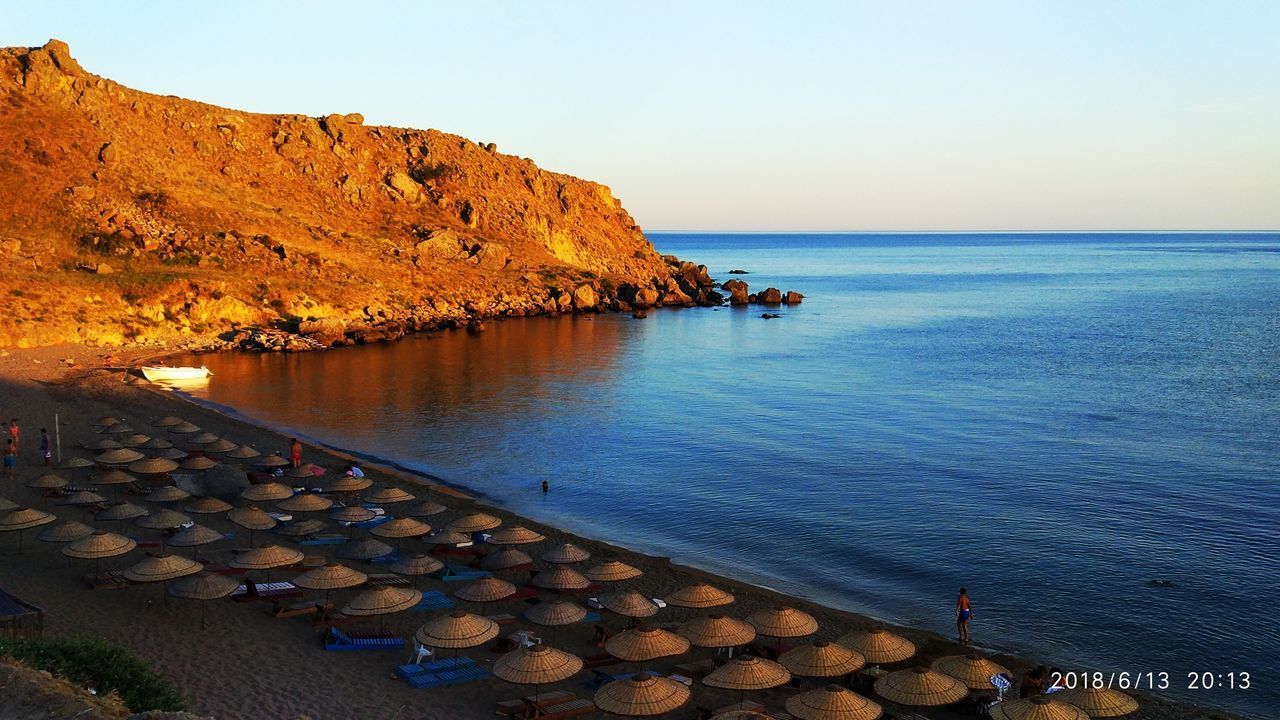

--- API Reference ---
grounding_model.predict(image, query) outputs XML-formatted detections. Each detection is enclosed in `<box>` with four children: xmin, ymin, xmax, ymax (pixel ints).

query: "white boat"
<box><xmin>140</xmin><ymin>365</ymin><xmax>213</xmax><ymax>382</ymax></box>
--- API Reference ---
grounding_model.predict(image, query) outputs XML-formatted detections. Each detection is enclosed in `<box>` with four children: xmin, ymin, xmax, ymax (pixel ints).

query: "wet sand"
<box><xmin>0</xmin><ymin>345</ymin><xmax>1243</xmax><ymax>719</ymax></box>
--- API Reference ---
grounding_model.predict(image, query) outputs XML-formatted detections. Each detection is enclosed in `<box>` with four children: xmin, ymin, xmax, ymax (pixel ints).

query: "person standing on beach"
<box><xmin>39</xmin><ymin>428</ymin><xmax>52</xmax><ymax>467</ymax></box>
<box><xmin>290</xmin><ymin>438</ymin><xmax>302</xmax><ymax>468</ymax></box>
<box><xmin>955</xmin><ymin>587</ymin><xmax>973</xmax><ymax>644</ymax></box>
<box><xmin>3</xmin><ymin>438</ymin><xmax>15</xmax><ymax>480</ymax></box>
<box><xmin>7</xmin><ymin>419</ymin><xmax>18</xmax><ymax>454</ymax></box>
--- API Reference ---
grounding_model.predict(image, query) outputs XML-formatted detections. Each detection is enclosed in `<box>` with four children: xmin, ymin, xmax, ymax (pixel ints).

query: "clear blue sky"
<box><xmin>8</xmin><ymin>1</ymin><xmax>1279</xmax><ymax>231</ymax></box>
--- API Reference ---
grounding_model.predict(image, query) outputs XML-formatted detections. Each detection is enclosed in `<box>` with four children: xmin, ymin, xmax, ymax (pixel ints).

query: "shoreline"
<box><xmin>0</xmin><ymin>343</ymin><xmax>1250</xmax><ymax>720</ymax></box>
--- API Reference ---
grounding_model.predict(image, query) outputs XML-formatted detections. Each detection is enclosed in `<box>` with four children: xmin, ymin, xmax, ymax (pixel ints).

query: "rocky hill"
<box><xmin>0</xmin><ymin>40</ymin><xmax>729</xmax><ymax>350</ymax></box>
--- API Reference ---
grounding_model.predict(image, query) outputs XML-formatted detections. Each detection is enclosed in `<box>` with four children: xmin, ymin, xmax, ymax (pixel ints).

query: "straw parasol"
<box><xmin>366</xmin><ymin>486</ymin><xmax>415</xmax><ymax>505</ymax></box>
<box><xmin>92</xmin><ymin>469</ymin><xmax>136</xmax><ymax>486</ymax></box>
<box><xmin>786</xmin><ymin>684</ymin><xmax>883</xmax><ymax>720</ymax></box>
<box><xmin>448</xmin><ymin>511</ymin><xmax>502</xmax><ymax>534</ymax></box>
<box><xmin>202</xmin><ymin>438</ymin><xmax>238</xmax><ymax>454</ymax></box>
<box><xmin>140</xmin><ymin>437</ymin><xmax>174</xmax><ymax>450</ymax></box>
<box><xmin>389</xmin><ymin>554</ymin><xmax>444</xmax><ymax>578</ymax></box>
<box><xmin>96</xmin><ymin>503</ymin><xmax>149</xmax><ymax>522</ymax></box>
<box><xmin>128</xmin><ymin>457</ymin><xmax>178</xmax><ymax>475</ymax></box>
<box><xmin>157</xmin><ymin>448</ymin><xmax>189</xmax><ymax>461</ymax></box>
<box><xmin>180</xmin><ymin>456</ymin><xmax>219</xmax><ymax>471</ymax></box>
<box><xmin>96</xmin><ymin>448</ymin><xmax>144</xmax><ymax>465</ymax></box>
<box><xmin>227</xmin><ymin>506</ymin><xmax>277</xmax><ymax>531</ymax></box>
<box><xmin>59</xmin><ymin>457</ymin><xmax>95</xmax><ymax>470</ymax></box>
<box><xmin>288</xmin><ymin>462</ymin><xmax>326</xmax><ymax>479</ymax></box>
<box><xmin>605</xmin><ymin>626</ymin><xmax>691</xmax><ymax>662</ymax></box>
<box><xmin>337</xmin><ymin>538</ymin><xmax>393</xmax><ymax>561</ymax></box>
<box><xmin>294</xmin><ymin>562</ymin><xmax>367</xmax><ymax>591</ymax></box>
<box><xmin>60</xmin><ymin>490</ymin><xmax>107</xmax><ymax>506</ymax></box>
<box><xmin>423</xmin><ymin>529</ymin><xmax>473</xmax><ymax>546</ymax></box>
<box><xmin>678</xmin><ymin>614</ymin><xmax>756</xmax><ymax>649</ymax></box>
<box><xmin>494</xmin><ymin>644</ymin><xmax>583</xmax><ymax>690</ymax></box>
<box><xmin>599</xmin><ymin>590</ymin><xmax>661</xmax><ymax>618</ymax></box>
<box><xmin>255</xmin><ymin>454</ymin><xmax>290</xmax><ymax>468</ymax></box>
<box><xmin>837</xmin><ymin>628</ymin><xmax>916</xmax><ymax>665</ymax></box>
<box><xmin>104</xmin><ymin>423</ymin><xmax>135</xmax><ymax>436</ymax></box>
<box><xmin>83</xmin><ymin>439</ymin><xmax>122</xmax><ymax>452</ymax></box>
<box><xmin>586</xmin><ymin>560</ymin><xmax>643</xmax><ymax>583</ymax></box>
<box><xmin>168</xmin><ymin>524</ymin><xmax>225</xmax><ymax>549</ymax></box>
<box><xmin>0</xmin><ymin>497</ymin><xmax>16</xmax><ymax>512</ymax></box>
<box><xmin>188</xmin><ymin>432</ymin><xmax>221</xmax><ymax>445</ymax></box>
<box><xmin>415</xmin><ymin>611</ymin><xmax>500</xmax><ymax>649</ymax></box>
<box><xmin>0</xmin><ymin>508</ymin><xmax>56</xmax><ymax>550</ymax></box>
<box><xmin>873</xmin><ymin>667</ymin><xmax>967</xmax><ymax>708</ymax></box>
<box><xmin>595</xmin><ymin>674</ymin><xmax>690</xmax><ymax>717</ymax></box>
<box><xmin>148</xmin><ymin>486</ymin><xmax>191</xmax><ymax>503</ymax></box>
<box><xmin>541</xmin><ymin>542</ymin><xmax>590</xmax><ymax>564</ymax></box>
<box><xmin>124</xmin><ymin>553</ymin><xmax>203</xmax><ymax>583</ymax></box>
<box><xmin>242</xmin><ymin>482</ymin><xmax>293</xmax><ymax>502</ymax></box>
<box><xmin>63</xmin><ymin>531</ymin><xmax>136</xmax><ymax>572</ymax></box>
<box><xmin>406</xmin><ymin>500</ymin><xmax>447</xmax><ymax>517</ymax></box>
<box><xmin>526</xmin><ymin>600</ymin><xmax>589</xmax><ymax>627</ymax></box>
<box><xmin>370</xmin><ymin>517</ymin><xmax>431</xmax><ymax>539</ymax></box>
<box><xmin>27</xmin><ymin>473</ymin><xmax>68</xmax><ymax>491</ymax></box>
<box><xmin>96</xmin><ymin>416</ymin><xmax>123</xmax><ymax>427</ymax></box>
<box><xmin>531</xmin><ymin>565</ymin><xmax>592</xmax><ymax>592</ymax></box>
<box><xmin>168</xmin><ymin>572</ymin><xmax>239</xmax><ymax>628</ymax></box>
<box><xmin>748</xmin><ymin>606</ymin><xmax>819</xmax><ymax>639</ymax></box>
<box><xmin>231</xmin><ymin>544</ymin><xmax>304</xmax><ymax>570</ymax></box>
<box><xmin>931</xmin><ymin>652</ymin><xmax>1011</xmax><ymax>691</ymax></box>
<box><xmin>136</xmin><ymin>508</ymin><xmax>191</xmax><ymax>530</ymax></box>
<box><xmin>343</xmin><ymin>585</ymin><xmax>423</xmax><ymax>617</ymax></box>
<box><xmin>454</xmin><ymin>576</ymin><xmax>517</xmax><ymax>604</ymax></box>
<box><xmin>488</xmin><ymin>525</ymin><xmax>546</xmax><ymax>545</ymax></box>
<box><xmin>780</xmin><ymin>642</ymin><xmax>866</xmax><ymax>678</ymax></box>
<box><xmin>325</xmin><ymin>475</ymin><xmax>372</xmax><ymax>493</ymax></box>
<box><xmin>480</xmin><ymin>547</ymin><xmax>534</xmax><ymax>572</ymax></box>
<box><xmin>152</xmin><ymin>416</ymin><xmax>185</xmax><ymax>428</ymax></box>
<box><xmin>226</xmin><ymin>445</ymin><xmax>261</xmax><ymax>460</ymax></box>
<box><xmin>118</xmin><ymin>434</ymin><xmax>152</xmax><ymax>448</ymax></box>
<box><xmin>274</xmin><ymin>518</ymin><xmax>326</xmax><ymax>537</ymax></box>
<box><xmin>330</xmin><ymin>506</ymin><xmax>377</xmax><ymax>524</ymax></box>
<box><xmin>277</xmin><ymin>492</ymin><xmax>333</xmax><ymax>513</ymax></box>
<box><xmin>1053</xmin><ymin>688</ymin><xmax>1138</xmax><ymax>718</ymax></box>
<box><xmin>666</xmin><ymin>583</ymin><xmax>734</xmax><ymax>609</ymax></box>
<box><xmin>185</xmin><ymin>497</ymin><xmax>233</xmax><ymax>514</ymax></box>
<box><xmin>990</xmin><ymin>695</ymin><xmax>1091</xmax><ymax>720</ymax></box>
<box><xmin>38</xmin><ymin>521</ymin><xmax>95</xmax><ymax>543</ymax></box>
<box><xmin>704</xmin><ymin>655</ymin><xmax>791</xmax><ymax>691</ymax></box>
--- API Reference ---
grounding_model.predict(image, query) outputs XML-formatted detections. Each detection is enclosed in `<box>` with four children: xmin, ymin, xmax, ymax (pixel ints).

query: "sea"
<box><xmin>177</xmin><ymin>233</ymin><xmax>1280</xmax><ymax>717</ymax></box>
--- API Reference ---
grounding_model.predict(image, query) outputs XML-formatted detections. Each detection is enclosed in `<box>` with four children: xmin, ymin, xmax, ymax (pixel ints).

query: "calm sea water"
<box><xmin>179</xmin><ymin>233</ymin><xmax>1279</xmax><ymax>716</ymax></box>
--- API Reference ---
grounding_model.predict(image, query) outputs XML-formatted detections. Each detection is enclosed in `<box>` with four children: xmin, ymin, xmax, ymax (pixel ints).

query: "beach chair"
<box><xmin>414</xmin><ymin>591</ymin><xmax>455</xmax><ymax>611</ymax></box>
<box><xmin>365</xmin><ymin>573</ymin><xmax>411</xmax><ymax>587</ymax></box>
<box><xmin>484</xmin><ymin>613</ymin><xmax>517</xmax><ymax>626</ymax></box>
<box><xmin>366</xmin><ymin>551</ymin><xmax>404</xmax><ymax>566</ymax></box>
<box><xmin>433</xmin><ymin>562</ymin><xmax>490</xmax><ymax>582</ymax></box>
<box><xmin>85</xmin><ymin>570</ymin><xmax>130</xmax><ymax>590</ymax></box>
<box><xmin>231</xmin><ymin>581</ymin><xmax>302</xmax><ymax>602</ymax></box>
<box><xmin>271</xmin><ymin>599</ymin><xmax>331</xmax><ymax>618</ymax></box>
<box><xmin>397</xmin><ymin>655</ymin><xmax>474</xmax><ymax>680</ymax></box>
<box><xmin>324</xmin><ymin>627</ymin><xmax>404</xmax><ymax>652</ymax></box>
<box><xmin>522</xmin><ymin>696</ymin><xmax>596</xmax><ymax>719</ymax></box>
<box><xmin>299</xmin><ymin>534</ymin><xmax>346</xmax><ymax>547</ymax></box>
<box><xmin>580</xmin><ymin>611</ymin><xmax>601</xmax><ymax>624</ymax></box>
<box><xmin>675</xmin><ymin>658</ymin><xmax>717</xmax><ymax>678</ymax></box>
<box><xmin>588</xmin><ymin>668</ymin><xmax>658</xmax><ymax>689</ymax></box>
<box><xmin>582</xmin><ymin>653</ymin><xmax>623</xmax><ymax>669</ymax></box>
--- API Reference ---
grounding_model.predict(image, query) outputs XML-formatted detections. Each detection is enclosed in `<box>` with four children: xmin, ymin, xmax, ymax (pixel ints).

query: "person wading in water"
<box><xmin>955</xmin><ymin>587</ymin><xmax>974</xmax><ymax>644</ymax></box>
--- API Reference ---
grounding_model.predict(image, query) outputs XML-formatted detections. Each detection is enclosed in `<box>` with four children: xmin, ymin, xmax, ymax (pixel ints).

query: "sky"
<box><xmin>7</xmin><ymin>1</ymin><xmax>1280</xmax><ymax>231</ymax></box>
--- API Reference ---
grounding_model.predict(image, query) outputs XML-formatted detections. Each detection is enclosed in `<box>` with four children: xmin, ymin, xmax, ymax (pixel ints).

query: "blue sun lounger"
<box><xmin>433</xmin><ymin>562</ymin><xmax>490</xmax><ymax>582</ymax></box>
<box><xmin>300</xmin><ymin>534</ymin><xmax>347</xmax><ymax>547</ymax></box>
<box><xmin>406</xmin><ymin>664</ymin><xmax>489</xmax><ymax>689</ymax></box>
<box><xmin>324</xmin><ymin>628</ymin><xmax>404</xmax><ymax>652</ymax></box>
<box><xmin>396</xmin><ymin>655</ymin><xmax>474</xmax><ymax>680</ymax></box>
<box><xmin>414</xmin><ymin>591</ymin><xmax>455</xmax><ymax>611</ymax></box>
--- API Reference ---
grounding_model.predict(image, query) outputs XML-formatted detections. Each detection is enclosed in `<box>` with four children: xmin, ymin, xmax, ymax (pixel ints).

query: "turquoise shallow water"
<box><xmin>180</xmin><ymin>233</ymin><xmax>1279</xmax><ymax>716</ymax></box>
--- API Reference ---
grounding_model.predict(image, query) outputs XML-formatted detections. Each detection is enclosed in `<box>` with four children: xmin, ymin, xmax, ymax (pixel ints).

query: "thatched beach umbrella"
<box><xmin>331</xmin><ymin>506</ymin><xmax>377</xmax><ymax>524</ymax></box>
<box><xmin>104</xmin><ymin>423</ymin><xmax>135</xmax><ymax>436</ymax></box>
<box><xmin>837</xmin><ymin>628</ymin><xmax>915</xmax><ymax>666</ymax></box>
<box><xmin>665</xmin><ymin>583</ymin><xmax>734</xmax><ymax>609</ymax></box>
<box><xmin>748</xmin><ymin>606</ymin><xmax>818</xmax><ymax>640</ymax></box>
<box><xmin>366</xmin><ymin>486</ymin><xmax>415</xmax><ymax>505</ymax></box>
<box><xmin>96</xmin><ymin>503</ymin><xmax>149</xmax><ymax>529</ymax></box>
<box><xmin>274</xmin><ymin>518</ymin><xmax>326</xmax><ymax>538</ymax></box>
<box><xmin>406</xmin><ymin>500</ymin><xmax>448</xmax><ymax>517</ymax></box>
<box><xmin>124</xmin><ymin>553</ymin><xmax>203</xmax><ymax>583</ymax></box>
<box><xmin>27</xmin><ymin>473</ymin><xmax>68</xmax><ymax>491</ymax></box>
<box><xmin>389</xmin><ymin>554</ymin><xmax>444</xmax><ymax>588</ymax></box>
<box><xmin>96</xmin><ymin>448</ymin><xmax>145</xmax><ymax>466</ymax></box>
<box><xmin>0</xmin><ymin>497</ymin><xmax>16</xmax><ymax>512</ymax></box>
<box><xmin>168</xmin><ymin>572</ymin><xmax>239</xmax><ymax>628</ymax></box>
<box><xmin>255</xmin><ymin>454</ymin><xmax>290</xmax><ymax>468</ymax></box>
<box><xmin>188</xmin><ymin>432</ymin><xmax>220</xmax><ymax>446</ymax></box>
<box><xmin>157</xmin><ymin>448</ymin><xmax>189</xmax><ymax>461</ymax></box>
<box><xmin>168</xmin><ymin>523</ymin><xmax>225</xmax><ymax>549</ymax></box>
<box><xmin>586</xmin><ymin>560</ymin><xmax>643</xmax><ymax>583</ymax></box>
<box><xmin>128</xmin><ymin>457</ymin><xmax>178</xmax><ymax>476</ymax></box>
<box><xmin>931</xmin><ymin>652</ymin><xmax>1010</xmax><ymax>691</ymax></box>
<box><xmin>185</xmin><ymin>497</ymin><xmax>233</xmax><ymax>515</ymax></box>
<box><xmin>343</xmin><ymin>585</ymin><xmax>423</xmax><ymax>629</ymax></box>
<box><xmin>786</xmin><ymin>684</ymin><xmax>883</xmax><ymax>720</ymax></box>
<box><xmin>449</xmin><ymin>511</ymin><xmax>502</xmax><ymax>534</ymax></box>
<box><xmin>480</xmin><ymin>547</ymin><xmax>534</xmax><ymax>573</ymax></box>
<box><xmin>990</xmin><ymin>695</ymin><xmax>1090</xmax><ymax>720</ymax></box>
<box><xmin>59</xmin><ymin>457</ymin><xmax>96</xmax><ymax>471</ymax></box>
<box><xmin>136</xmin><ymin>508</ymin><xmax>190</xmax><ymax>531</ymax></box>
<box><xmin>226</xmin><ymin>445</ymin><xmax>261</xmax><ymax>460</ymax></box>
<box><xmin>678</xmin><ymin>614</ymin><xmax>756</xmax><ymax>651</ymax></box>
<box><xmin>203</xmin><ymin>438</ymin><xmax>238</xmax><ymax>454</ymax></box>
<box><xmin>531</xmin><ymin>565</ymin><xmax>591</xmax><ymax>592</ymax></box>
<box><xmin>96</xmin><ymin>416</ymin><xmax>123</xmax><ymax>428</ymax></box>
<box><xmin>152</xmin><ymin>416</ymin><xmax>185</xmax><ymax>428</ymax></box>
<box><xmin>232</xmin><ymin>544</ymin><xmax>304</xmax><ymax>570</ymax></box>
<box><xmin>148</xmin><ymin>486</ymin><xmax>191</xmax><ymax>503</ymax></box>
<box><xmin>277</xmin><ymin>492</ymin><xmax>333</xmax><ymax>513</ymax></box>
<box><xmin>873</xmin><ymin>667</ymin><xmax>967</xmax><ymax>711</ymax></box>
<box><xmin>242</xmin><ymin>482</ymin><xmax>293</xmax><ymax>502</ymax></box>
<box><xmin>0</xmin><ymin>508</ymin><xmax>56</xmax><ymax>551</ymax></box>
<box><xmin>294</xmin><ymin>562</ymin><xmax>367</xmax><ymax>600</ymax></box>
<box><xmin>595</xmin><ymin>674</ymin><xmax>690</xmax><ymax>717</ymax></box>
<box><xmin>454</xmin><ymin>576</ymin><xmax>516</xmax><ymax>606</ymax></box>
<box><xmin>780</xmin><ymin>642</ymin><xmax>866</xmax><ymax>678</ymax></box>
<box><xmin>1053</xmin><ymin>687</ymin><xmax>1138</xmax><ymax>718</ymax></box>
<box><xmin>180</xmin><ymin>456</ymin><xmax>219</xmax><ymax>472</ymax></box>
<box><xmin>227</xmin><ymin>506</ymin><xmax>278</xmax><ymax>541</ymax></box>
<box><xmin>288</xmin><ymin>462</ymin><xmax>326</xmax><ymax>479</ymax></box>
<box><xmin>325</xmin><ymin>474</ymin><xmax>372</xmax><ymax>494</ymax></box>
<box><xmin>415</xmin><ymin>611</ymin><xmax>499</xmax><ymax>651</ymax></box>
<box><xmin>488</xmin><ymin>525</ymin><xmax>546</xmax><ymax>545</ymax></box>
<box><xmin>370</xmin><ymin>517</ymin><xmax>431</xmax><ymax>551</ymax></box>
<box><xmin>118</xmin><ymin>434</ymin><xmax>152</xmax><ymax>448</ymax></box>
<box><xmin>525</xmin><ymin>599</ymin><xmax>589</xmax><ymax>627</ymax></box>
<box><xmin>140</xmin><ymin>437</ymin><xmax>174</xmax><ymax>450</ymax></box>
<box><xmin>541</xmin><ymin>542</ymin><xmax>590</xmax><ymax>565</ymax></box>
<box><xmin>63</xmin><ymin>531</ymin><xmax>136</xmax><ymax>572</ymax></box>
<box><xmin>423</xmin><ymin>529</ymin><xmax>473</xmax><ymax>547</ymax></box>
<box><xmin>494</xmin><ymin>644</ymin><xmax>584</xmax><ymax>706</ymax></box>
<box><xmin>83</xmin><ymin>438</ymin><xmax>122</xmax><ymax>452</ymax></box>
<box><xmin>60</xmin><ymin>490</ymin><xmax>108</xmax><ymax>507</ymax></box>
<box><xmin>38</xmin><ymin>520</ymin><xmax>95</xmax><ymax>544</ymax></box>
<box><xmin>598</xmin><ymin>590</ymin><xmax>661</xmax><ymax>619</ymax></box>
<box><xmin>337</xmin><ymin>538</ymin><xmax>394</xmax><ymax>561</ymax></box>
<box><xmin>605</xmin><ymin>626</ymin><xmax>690</xmax><ymax>664</ymax></box>
<box><xmin>705</xmin><ymin>655</ymin><xmax>791</xmax><ymax>692</ymax></box>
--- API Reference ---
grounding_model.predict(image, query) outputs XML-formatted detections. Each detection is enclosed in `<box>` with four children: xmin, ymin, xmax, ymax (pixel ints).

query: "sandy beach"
<box><xmin>0</xmin><ymin>344</ymin><xmax>1244</xmax><ymax>720</ymax></box>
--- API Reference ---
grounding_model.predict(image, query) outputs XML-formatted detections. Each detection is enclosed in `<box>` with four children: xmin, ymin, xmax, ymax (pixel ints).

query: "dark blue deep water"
<box><xmin>182</xmin><ymin>233</ymin><xmax>1279</xmax><ymax>716</ymax></box>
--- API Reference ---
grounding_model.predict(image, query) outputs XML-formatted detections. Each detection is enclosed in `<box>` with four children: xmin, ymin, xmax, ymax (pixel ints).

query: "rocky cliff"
<box><xmin>0</xmin><ymin>40</ymin><xmax>725</xmax><ymax>350</ymax></box>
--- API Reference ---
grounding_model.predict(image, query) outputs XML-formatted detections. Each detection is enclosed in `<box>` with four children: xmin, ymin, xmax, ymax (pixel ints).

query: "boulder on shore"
<box><xmin>783</xmin><ymin>291</ymin><xmax>804</xmax><ymax>305</ymax></box>
<box><xmin>754</xmin><ymin>287</ymin><xmax>783</xmax><ymax>305</ymax></box>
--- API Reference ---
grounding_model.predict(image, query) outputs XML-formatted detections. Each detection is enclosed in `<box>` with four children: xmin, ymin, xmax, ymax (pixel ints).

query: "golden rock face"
<box><xmin>0</xmin><ymin>40</ymin><xmax>721</xmax><ymax>350</ymax></box>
